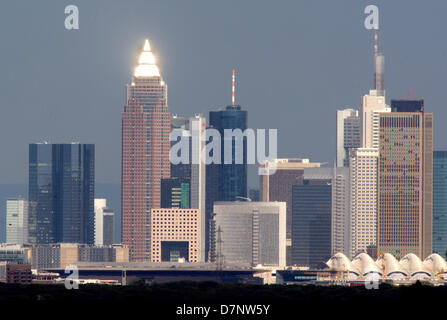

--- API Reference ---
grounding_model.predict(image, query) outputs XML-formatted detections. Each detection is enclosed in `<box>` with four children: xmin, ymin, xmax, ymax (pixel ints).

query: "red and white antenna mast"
<box><xmin>374</xmin><ymin>29</ymin><xmax>378</xmax><ymax>57</ymax></box>
<box><xmin>232</xmin><ymin>68</ymin><xmax>235</xmax><ymax>105</ymax></box>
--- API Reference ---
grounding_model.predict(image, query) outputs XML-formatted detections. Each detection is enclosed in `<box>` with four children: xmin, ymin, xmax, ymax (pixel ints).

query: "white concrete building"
<box><xmin>171</xmin><ymin>115</ymin><xmax>206</xmax><ymax>262</ymax></box>
<box><xmin>349</xmin><ymin>148</ymin><xmax>378</xmax><ymax>259</ymax></box>
<box><xmin>94</xmin><ymin>199</ymin><xmax>115</xmax><ymax>246</ymax></box>
<box><xmin>360</xmin><ymin>90</ymin><xmax>390</xmax><ymax>149</ymax></box>
<box><xmin>213</xmin><ymin>201</ymin><xmax>286</xmax><ymax>267</ymax></box>
<box><xmin>6</xmin><ymin>198</ymin><xmax>28</xmax><ymax>244</ymax></box>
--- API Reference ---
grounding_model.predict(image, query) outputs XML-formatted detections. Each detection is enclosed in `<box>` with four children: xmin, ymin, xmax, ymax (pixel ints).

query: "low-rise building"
<box><xmin>150</xmin><ymin>208</ymin><xmax>200</xmax><ymax>262</ymax></box>
<box><xmin>0</xmin><ymin>262</ymin><xmax>32</xmax><ymax>284</ymax></box>
<box><xmin>212</xmin><ymin>201</ymin><xmax>286</xmax><ymax>267</ymax></box>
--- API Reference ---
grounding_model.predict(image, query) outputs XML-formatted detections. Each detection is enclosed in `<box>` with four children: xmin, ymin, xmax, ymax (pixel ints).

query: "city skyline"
<box><xmin>1</xmin><ymin>2</ymin><xmax>447</xmax><ymax>305</ymax></box>
<box><xmin>1</xmin><ymin>1</ymin><xmax>447</xmax><ymax>187</ymax></box>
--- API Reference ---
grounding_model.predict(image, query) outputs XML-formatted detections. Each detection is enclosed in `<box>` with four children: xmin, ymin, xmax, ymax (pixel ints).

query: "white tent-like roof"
<box><xmin>326</xmin><ymin>252</ymin><xmax>447</xmax><ymax>281</ymax></box>
<box><xmin>352</xmin><ymin>253</ymin><xmax>382</xmax><ymax>276</ymax></box>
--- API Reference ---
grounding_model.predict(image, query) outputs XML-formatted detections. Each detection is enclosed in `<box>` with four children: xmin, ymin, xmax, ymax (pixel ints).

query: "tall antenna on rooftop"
<box><xmin>232</xmin><ymin>68</ymin><xmax>235</xmax><ymax>105</ymax></box>
<box><xmin>374</xmin><ymin>29</ymin><xmax>378</xmax><ymax>57</ymax></box>
<box><xmin>373</xmin><ymin>29</ymin><xmax>385</xmax><ymax>96</ymax></box>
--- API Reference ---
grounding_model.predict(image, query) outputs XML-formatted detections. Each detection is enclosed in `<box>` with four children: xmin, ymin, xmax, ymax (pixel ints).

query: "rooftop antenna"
<box><xmin>403</xmin><ymin>86</ymin><xmax>415</xmax><ymax>100</ymax></box>
<box><xmin>373</xmin><ymin>29</ymin><xmax>385</xmax><ymax>96</ymax></box>
<box><xmin>374</xmin><ymin>29</ymin><xmax>378</xmax><ymax>57</ymax></box>
<box><xmin>232</xmin><ymin>68</ymin><xmax>235</xmax><ymax>105</ymax></box>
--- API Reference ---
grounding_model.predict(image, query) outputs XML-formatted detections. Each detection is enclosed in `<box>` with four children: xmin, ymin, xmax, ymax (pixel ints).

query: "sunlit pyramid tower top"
<box><xmin>127</xmin><ymin>39</ymin><xmax>167</xmax><ymax>111</ymax></box>
<box><xmin>134</xmin><ymin>39</ymin><xmax>160</xmax><ymax>77</ymax></box>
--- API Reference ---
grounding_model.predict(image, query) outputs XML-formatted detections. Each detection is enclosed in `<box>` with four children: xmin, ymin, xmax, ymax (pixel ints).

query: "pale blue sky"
<box><xmin>0</xmin><ymin>0</ymin><xmax>446</xmax><ymax>185</ymax></box>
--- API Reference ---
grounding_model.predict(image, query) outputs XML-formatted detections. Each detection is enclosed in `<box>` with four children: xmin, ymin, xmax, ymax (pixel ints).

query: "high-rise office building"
<box><xmin>94</xmin><ymin>199</ymin><xmax>115</xmax><ymax>246</ymax></box>
<box><xmin>348</xmin><ymin>148</ymin><xmax>378</xmax><ymax>258</ymax></box>
<box><xmin>291</xmin><ymin>180</ymin><xmax>332</xmax><ymax>267</ymax></box>
<box><xmin>6</xmin><ymin>198</ymin><xmax>28</xmax><ymax>245</ymax></box>
<box><xmin>331</xmin><ymin>168</ymin><xmax>350</xmax><ymax>257</ymax></box>
<box><xmin>378</xmin><ymin>104</ymin><xmax>433</xmax><ymax>259</ymax></box>
<box><xmin>303</xmin><ymin>167</ymin><xmax>351</xmax><ymax>258</ymax></box>
<box><xmin>336</xmin><ymin>109</ymin><xmax>360</xmax><ymax>167</ymax></box>
<box><xmin>206</xmin><ymin>104</ymin><xmax>247</xmax><ymax>261</ymax></box>
<box><xmin>212</xmin><ymin>201</ymin><xmax>286</xmax><ymax>267</ymax></box>
<box><xmin>170</xmin><ymin>115</ymin><xmax>206</xmax><ymax>261</ymax></box>
<box><xmin>122</xmin><ymin>39</ymin><xmax>171</xmax><ymax>261</ymax></box>
<box><xmin>208</xmin><ymin>105</ymin><xmax>248</xmax><ymax>202</ymax></box>
<box><xmin>259</xmin><ymin>158</ymin><xmax>321</xmax><ymax>264</ymax></box>
<box><xmin>433</xmin><ymin>151</ymin><xmax>447</xmax><ymax>257</ymax></box>
<box><xmin>28</xmin><ymin>143</ymin><xmax>95</xmax><ymax>244</ymax></box>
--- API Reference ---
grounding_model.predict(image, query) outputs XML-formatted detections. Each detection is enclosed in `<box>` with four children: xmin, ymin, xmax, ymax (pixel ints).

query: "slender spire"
<box><xmin>143</xmin><ymin>39</ymin><xmax>151</xmax><ymax>51</ymax></box>
<box><xmin>232</xmin><ymin>68</ymin><xmax>235</xmax><ymax>105</ymax></box>
<box><xmin>374</xmin><ymin>29</ymin><xmax>378</xmax><ymax>57</ymax></box>
<box><xmin>134</xmin><ymin>39</ymin><xmax>160</xmax><ymax>77</ymax></box>
<box><xmin>373</xmin><ymin>29</ymin><xmax>385</xmax><ymax>96</ymax></box>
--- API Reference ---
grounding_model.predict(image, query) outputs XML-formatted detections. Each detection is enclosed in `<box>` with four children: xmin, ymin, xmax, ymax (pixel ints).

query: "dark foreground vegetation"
<box><xmin>0</xmin><ymin>281</ymin><xmax>442</xmax><ymax>317</ymax></box>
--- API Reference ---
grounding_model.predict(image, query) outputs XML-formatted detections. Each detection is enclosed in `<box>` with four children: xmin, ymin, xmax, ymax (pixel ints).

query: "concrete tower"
<box><xmin>360</xmin><ymin>29</ymin><xmax>390</xmax><ymax>149</ymax></box>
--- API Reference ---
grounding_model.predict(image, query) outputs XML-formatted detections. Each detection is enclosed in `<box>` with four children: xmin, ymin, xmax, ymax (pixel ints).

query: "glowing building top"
<box><xmin>127</xmin><ymin>39</ymin><xmax>167</xmax><ymax>110</ymax></box>
<box><xmin>134</xmin><ymin>39</ymin><xmax>160</xmax><ymax>77</ymax></box>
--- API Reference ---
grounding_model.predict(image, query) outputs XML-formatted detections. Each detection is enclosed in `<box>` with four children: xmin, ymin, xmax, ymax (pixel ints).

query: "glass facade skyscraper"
<box><xmin>208</xmin><ymin>105</ymin><xmax>248</xmax><ymax>202</ymax></box>
<box><xmin>433</xmin><ymin>151</ymin><xmax>447</xmax><ymax>258</ymax></box>
<box><xmin>291</xmin><ymin>180</ymin><xmax>332</xmax><ymax>267</ymax></box>
<box><xmin>6</xmin><ymin>198</ymin><xmax>28</xmax><ymax>244</ymax></box>
<box><xmin>206</xmin><ymin>105</ymin><xmax>247</xmax><ymax>261</ymax></box>
<box><xmin>28</xmin><ymin>143</ymin><xmax>95</xmax><ymax>244</ymax></box>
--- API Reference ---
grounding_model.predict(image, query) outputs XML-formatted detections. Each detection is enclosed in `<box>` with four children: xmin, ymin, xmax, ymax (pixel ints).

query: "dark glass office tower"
<box><xmin>28</xmin><ymin>143</ymin><xmax>95</xmax><ymax>244</ymax></box>
<box><xmin>208</xmin><ymin>105</ymin><xmax>248</xmax><ymax>201</ymax></box>
<box><xmin>291</xmin><ymin>180</ymin><xmax>332</xmax><ymax>267</ymax></box>
<box><xmin>206</xmin><ymin>105</ymin><xmax>247</xmax><ymax>261</ymax></box>
<box><xmin>433</xmin><ymin>151</ymin><xmax>447</xmax><ymax>257</ymax></box>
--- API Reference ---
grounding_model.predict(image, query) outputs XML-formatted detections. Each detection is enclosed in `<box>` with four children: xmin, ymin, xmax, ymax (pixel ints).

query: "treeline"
<box><xmin>0</xmin><ymin>281</ymin><xmax>442</xmax><ymax>316</ymax></box>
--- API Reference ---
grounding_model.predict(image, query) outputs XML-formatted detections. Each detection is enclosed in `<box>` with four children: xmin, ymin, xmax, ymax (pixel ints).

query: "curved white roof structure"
<box><xmin>424</xmin><ymin>253</ymin><xmax>447</xmax><ymax>274</ymax></box>
<box><xmin>326</xmin><ymin>252</ymin><xmax>360</xmax><ymax>276</ymax></box>
<box><xmin>376</xmin><ymin>253</ymin><xmax>407</xmax><ymax>278</ymax></box>
<box><xmin>326</xmin><ymin>252</ymin><xmax>447</xmax><ymax>281</ymax></box>
<box><xmin>399</xmin><ymin>253</ymin><xmax>430</xmax><ymax>277</ymax></box>
<box><xmin>352</xmin><ymin>253</ymin><xmax>382</xmax><ymax>276</ymax></box>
